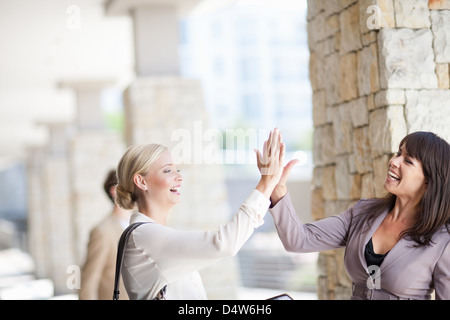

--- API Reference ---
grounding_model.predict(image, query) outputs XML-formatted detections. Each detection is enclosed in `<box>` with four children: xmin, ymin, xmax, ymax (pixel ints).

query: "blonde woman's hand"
<box><xmin>254</xmin><ymin>128</ymin><xmax>285</xmax><ymax>199</ymax></box>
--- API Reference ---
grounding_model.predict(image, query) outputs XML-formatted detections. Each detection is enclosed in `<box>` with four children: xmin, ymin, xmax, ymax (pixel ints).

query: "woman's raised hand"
<box><xmin>254</xmin><ymin>128</ymin><xmax>285</xmax><ymax>199</ymax></box>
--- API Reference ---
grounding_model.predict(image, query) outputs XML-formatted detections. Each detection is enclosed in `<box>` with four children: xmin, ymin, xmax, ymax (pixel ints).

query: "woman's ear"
<box><xmin>133</xmin><ymin>174</ymin><xmax>148</xmax><ymax>191</ymax></box>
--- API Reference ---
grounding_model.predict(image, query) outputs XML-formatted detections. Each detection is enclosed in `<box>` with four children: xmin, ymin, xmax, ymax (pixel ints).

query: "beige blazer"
<box><xmin>269</xmin><ymin>192</ymin><xmax>450</xmax><ymax>300</ymax></box>
<box><xmin>79</xmin><ymin>214</ymin><xmax>128</xmax><ymax>300</ymax></box>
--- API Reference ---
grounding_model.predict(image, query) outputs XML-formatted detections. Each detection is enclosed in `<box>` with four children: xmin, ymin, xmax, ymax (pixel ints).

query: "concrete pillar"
<box><xmin>106</xmin><ymin>0</ymin><xmax>199</xmax><ymax>76</ymax></box>
<box><xmin>58</xmin><ymin>79</ymin><xmax>125</xmax><ymax>265</ymax></box>
<box><xmin>104</xmin><ymin>0</ymin><xmax>240</xmax><ymax>299</ymax></box>
<box><xmin>133</xmin><ymin>6</ymin><xmax>179</xmax><ymax>75</ymax></box>
<box><xmin>27</xmin><ymin>121</ymin><xmax>76</xmax><ymax>294</ymax></box>
<box><xmin>26</xmin><ymin>144</ymin><xmax>50</xmax><ymax>280</ymax></box>
<box><xmin>59</xmin><ymin>80</ymin><xmax>115</xmax><ymax>130</ymax></box>
<box><xmin>27</xmin><ymin>79</ymin><xmax>126</xmax><ymax>295</ymax></box>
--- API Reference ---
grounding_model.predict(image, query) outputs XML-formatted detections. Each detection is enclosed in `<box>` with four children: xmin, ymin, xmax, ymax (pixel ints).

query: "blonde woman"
<box><xmin>115</xmin><ymin>129</ymin><xmax>284</xmax><ymax>300</ymax></box>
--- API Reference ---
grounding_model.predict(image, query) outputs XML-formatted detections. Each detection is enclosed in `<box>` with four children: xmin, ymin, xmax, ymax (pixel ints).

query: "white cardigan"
<box><xmin>122</xmin><ymin>189</ymin><xmax>270</xmax><ymax>300</ymax></box>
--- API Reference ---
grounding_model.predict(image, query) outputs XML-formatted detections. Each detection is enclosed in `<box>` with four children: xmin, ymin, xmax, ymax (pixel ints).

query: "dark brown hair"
<box><xmin>103</xmin><ymin>169</ymin><xmax>118</xmax><ymax>203</ymax></box>
<box><xmin>364</xmin><ymin>131</ymin><xmax>450</xmax><ymax>246</ymax></box>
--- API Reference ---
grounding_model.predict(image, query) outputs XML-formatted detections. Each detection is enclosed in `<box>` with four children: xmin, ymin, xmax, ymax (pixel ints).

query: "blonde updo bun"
<box><xmin>115</xmin><ymin>184</ymin><xmax>136</xmax><ymax>210</ymax></box>
<box><xmin>115</xmin><ymin>143</ymin><xmax>168</xmax><ymax>210</ymax></box>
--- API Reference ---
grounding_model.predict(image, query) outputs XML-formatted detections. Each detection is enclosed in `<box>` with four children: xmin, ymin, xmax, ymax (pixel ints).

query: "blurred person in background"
<box><xmin>79</xmin><ymin>169</ymin><xmax>132</xmax><ymax>300</ymax></box>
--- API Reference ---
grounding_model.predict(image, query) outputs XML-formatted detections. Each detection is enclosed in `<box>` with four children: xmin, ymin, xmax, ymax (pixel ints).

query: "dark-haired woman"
<box><xmin>267</xmin><ymin>131</ymin><xmax>450</xmax><ymax>300</ymax></box>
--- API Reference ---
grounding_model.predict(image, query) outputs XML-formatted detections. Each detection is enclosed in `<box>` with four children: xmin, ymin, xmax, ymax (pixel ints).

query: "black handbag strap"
<box><xmin>113</xmin><ymin>222</ymin><xmax>149</xmax><ymax>300</ymax></box>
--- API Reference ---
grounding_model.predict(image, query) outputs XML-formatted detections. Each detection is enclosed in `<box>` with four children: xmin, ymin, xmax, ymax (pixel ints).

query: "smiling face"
<box><xmin>135</xmin><ymin>150</ymin><xmax>183</xmax><ymax>209</ymax></box>
<box><xmin>384</xmin><ymin>144</ymin><xmax>427</xmax><ymax>203</ymax></box>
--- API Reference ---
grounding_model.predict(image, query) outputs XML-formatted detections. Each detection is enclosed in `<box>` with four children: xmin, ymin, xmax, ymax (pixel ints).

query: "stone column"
<box><xmin>105</xmin><ymin>0</ymin><xmax>239</xmax><ymax>299</ymax></box>
<box><xmin>58</xmin><ymin>80</ymin><xmax>126</xmax><ymax>265</ymax></box>
<box><xmin>307</xmin><ymin>0</ymin><xmax>450</xmax><ymax>299</ymax></box>
<box><xmin>27</xmin><ymin>121</ymin><xmax>76</xmax><ymax>294</ymax></box>
<box><xmin>26</xmin><ymin>145</ymin><xmax>48</xmax><ymax>279</ymax></box>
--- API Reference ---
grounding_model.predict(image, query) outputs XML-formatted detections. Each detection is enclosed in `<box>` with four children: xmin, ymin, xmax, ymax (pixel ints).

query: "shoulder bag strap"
<box><xmin>113</xmin><ymin>222</ymin><xmax>148</xmax><ymax>300</ymax></box>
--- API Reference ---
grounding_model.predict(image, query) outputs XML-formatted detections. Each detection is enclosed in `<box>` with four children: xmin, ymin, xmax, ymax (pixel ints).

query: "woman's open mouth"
<box><xmin>170</xmin><ymin>186</ymin><xmax>181</xmax><ymax>194</ymax></box>
<box><xmin>387</xmin><ymin>170</ymin><xmax>401</xmax><ymax>181</ymax></box>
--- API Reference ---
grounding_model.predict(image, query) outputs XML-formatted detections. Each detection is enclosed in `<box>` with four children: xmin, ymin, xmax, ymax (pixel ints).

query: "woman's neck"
<box><xmin>139</xmin><ymin>200</ymin><xmax>170</xmax><ymax>225</ymax></box>
<box><xmin>390</xmin><ymin>196</ymin><xmax>420</xmax><ymax>226</ymax></box>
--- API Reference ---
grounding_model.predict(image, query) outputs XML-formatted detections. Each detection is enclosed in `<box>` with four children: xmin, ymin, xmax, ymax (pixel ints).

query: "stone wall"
<box><xmin>307</xmin><ymin>0</ymin><xmax>450</xmax><ymax>299</ymax></box>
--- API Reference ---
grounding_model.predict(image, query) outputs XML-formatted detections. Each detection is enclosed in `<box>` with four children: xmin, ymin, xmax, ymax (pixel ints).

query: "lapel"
<box><xmin>358</xmin><ymin>210</ymin><xmax>386</xmax><ymax>273</ymax></box>
<box><xmin>357</xmin><ymin>210</ymin><xmax>416</xmax><ymax>276</ymax></box>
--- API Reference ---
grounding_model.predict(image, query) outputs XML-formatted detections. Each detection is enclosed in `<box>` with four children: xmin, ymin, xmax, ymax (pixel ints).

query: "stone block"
<box><xmin>313</xmin><ymin>125</ymin><xmax>335</xmax><ymax>166</ymax></box>
<box><xmin>309</xmin><ymin>52</ymin><xmax>321</xmax><ymax>91</ymax></box>
<box><xmin>353</xmin><ymin>126</ymin><xmax>373</xmax><ymax>173</ymax></box>
<box><xmin>350</xmin><ymin>97</ymin><xmax>369</xmax><ymax>128</ymax></box>
<box><xmin>367</xmin><ymin>93</ymin><xmax>376</xmax><ymax>110</ymax></box>
<box><xmin>362</xmin><ymin>30</ymin><xmax>378</xmax><ymax>46</ymax></box>
<box><xmin>374</xmin><ymin>89</ymin><xmax>405</xmax><ymax>108</ymax></box>
<box><xmin>405</xmin><ymin>90</ymin><xmax>450</xmax><ymax>142</ymax></box>
<box><xmin>312</xmin><ymin>167</ymin><xmax>324</xmax><ymax>189</ymax></box>
<box><xmin>315</xmin><ymin>36</ymin><xmax>338</xmax><ymax>58</ymax></box>
<box><xmin>357</xmin><ymin>42</ymin><xmax>380</xmax><ymax>96</ymax></box>
<box><xmin>339</xmin><ymin>4</ymin><xmax>362</xmax><ymax>54</ymax></box>
<box><xmin>308</xmin><ymin>12</ymin><xmax>340</xmax><ymax>44</ymax></box>
<box><xmin>335</xmin><ymin>156</ymin><xmax>350</xmax><ymax>199</ymax></box>
<box><xmin>313</xmin><ymin>129</ymin><xmax>323</xmax><ymax>166</ymax></box>
<box><xmin>431</xmin><ymin>10</ymin><xmax>450</xmax><ymax>63</ymax></box>
<box><xmin>373</xmin><ymin>155</ymin><xmax>390</xmax><ymax>197</ymax></box>
<box><xmin>436</xmin><ymin>64</ymin><xmax>450</xmax><ymax>89</ymax></box>
<box><xmin>349</xmin><ymin>152</ymin><xmax>357</xmax><ymax>174</ymax></box>
<box><xmin>311</xmin><ymin>187</ymin><xmax>325</xmax><ymax>220</ymax></box>
<box><xmin>324</xmin><ymin>53</ymin><xmax>341</xmax><ymax>106</ymax></box>
<box><xmin>307</xmin><ymin>0</ymin><xmax>327</xmax><ymax>21</ymax></box>
<box><xmin>326</xmin><ymin>0</ymin><xmax>357</xmax><ymax>16</ymax></box>
<box><xmin>313</xmin><ymin>90</ymin><xmax>327</xmax><ymax>126</ymax></box>
<box><xmin>323</xmin><ymin>124</ymin><xmax>337</xmax><ymax>165</ymax></box>
<box><xmin>332</xmin><ymin>103</ymin><xmax>354</xmax><ymax>155</ymax></box>
<box><xmin>361</xmin><ymin>172</ymin><xmax>376</xmax><ymax>199</ymax></box>
<box><xmin>394</xmin><ymin>0</ymin><xmax>430</xmax><ymax>29</ymax></box>
<box><xmin>334</xmin><ymin>31</ymin><xmax>341</xmax><ymax>53</ymax></box>
<box><xmin>322</xmin><ymin>165</ymin><xmax>337</xmax><ymax>201</ymax></box>
<box><xmin>378</xmin><ymin>28</ymin><xmax>437</xmax><ymax>89</ymax></box>
<box><xmin>335</xmin><ymin>156</ymin><xmax>361</xmax><ymax>200</ymax></box>
<box><xmin>369</xmin><ymin>105</ymin><xmax>407</xmax><ymax>157</ymax></box>
<box><xmin>339</xmin><ymin>52</ymin><xmax>358</xmax><ymax>102</ymax></box>
<box><xmin>350</xmin><ymin>174</ymin><xmax>362</xmax><ymax>200</ymax></box>
<box><xmin>429</xmin><ymin>0</ymin><xmax>450</xmax><ymax>9</ymax></box>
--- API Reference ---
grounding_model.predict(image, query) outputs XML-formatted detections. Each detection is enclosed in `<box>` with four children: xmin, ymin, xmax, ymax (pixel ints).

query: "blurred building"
<box><xmin>179</xmin><ymin>2</ymin><xmax>312</xmax><ymax>151</ymax></box>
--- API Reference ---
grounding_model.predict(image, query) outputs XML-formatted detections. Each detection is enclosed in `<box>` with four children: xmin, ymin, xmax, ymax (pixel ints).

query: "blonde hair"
<box><xmin>115</xmin><ymin>143</ymin><xmax>168</xmax><ymax>210</ymax></box>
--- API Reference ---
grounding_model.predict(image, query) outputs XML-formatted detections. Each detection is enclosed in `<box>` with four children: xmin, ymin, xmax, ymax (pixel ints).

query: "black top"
<box><xmin>365</xmin><ymin>238</ymin><xmax>388</xmax><ymax>268</ymax></box>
